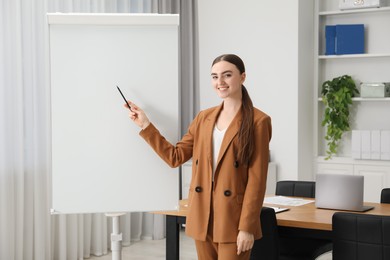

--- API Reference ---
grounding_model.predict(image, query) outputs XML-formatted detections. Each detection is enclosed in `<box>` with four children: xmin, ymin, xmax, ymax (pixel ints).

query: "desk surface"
<box><xmin>154</xmin><ymin>197</ymin><xmax>390</xmax><ymax>231</ymax></box>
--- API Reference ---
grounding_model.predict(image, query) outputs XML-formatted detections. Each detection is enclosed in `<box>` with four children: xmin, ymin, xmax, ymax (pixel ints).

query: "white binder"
<box><xmin>381</xmin><ymin>130</ymin><xmax>390</xmax><ymax>160</ymax></box>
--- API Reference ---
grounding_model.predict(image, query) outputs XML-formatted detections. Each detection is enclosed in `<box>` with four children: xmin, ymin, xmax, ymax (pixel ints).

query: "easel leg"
<box><xmin>106</xmin><ymin>213</ymin><xmax>125</xmax><ymax>260</ymax></box>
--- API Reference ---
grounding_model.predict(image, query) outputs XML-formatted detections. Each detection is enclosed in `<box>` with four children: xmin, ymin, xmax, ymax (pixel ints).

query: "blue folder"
<box><xmin>335</xmin><ymin>24</ymin><xmax>365</xmax><ymax>55</ymax></box>
<box><xmin>325</xmin><ymin>25</ymin><xmax>336</xmax><ymax>55</ymax></box>
<box><xmin>325</xmin><ymin>24</ymin><xmax>365</xmax><ymax>55</ymax></box>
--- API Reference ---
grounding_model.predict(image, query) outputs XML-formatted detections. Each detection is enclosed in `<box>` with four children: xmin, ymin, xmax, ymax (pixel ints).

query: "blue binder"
<box><xmin>325</xmin><ymin>24</ymin><xmax>365</xmax><ymax>55</ymax></box>
<box><xmin>335</xmin><ymin>24</ymin><xmax>365</xmax><ymax>55</ymax></box>
<box><xmin>325</xmin><ymin>25</ymin><xmax>336</xmax><ymax>55</ymax></box>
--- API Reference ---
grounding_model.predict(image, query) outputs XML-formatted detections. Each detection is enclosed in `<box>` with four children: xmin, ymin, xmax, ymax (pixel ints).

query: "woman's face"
<box><xmin>211</xmin><ymin>61</ymin><xmax>246</xmax><ymax>100</ymax></box>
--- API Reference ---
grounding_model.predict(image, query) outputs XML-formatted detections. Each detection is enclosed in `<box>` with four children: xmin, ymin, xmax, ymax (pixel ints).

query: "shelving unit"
<box><xmin>314</xmin><ymin>0</ymin><xmax>390</xmax><ymax>202</ymax></box>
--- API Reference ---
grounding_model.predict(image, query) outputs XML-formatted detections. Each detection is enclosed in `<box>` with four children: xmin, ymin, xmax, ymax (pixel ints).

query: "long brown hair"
<box><xmin>212</xmin><ymin>54</ymin><xmax>254</xmax><ymax>165</ymax></box>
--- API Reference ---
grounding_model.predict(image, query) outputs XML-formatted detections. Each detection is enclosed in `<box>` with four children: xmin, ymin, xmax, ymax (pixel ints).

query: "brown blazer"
<box><xmin>140</xmin><ymin>103</ymin><xmax>272</xmax><ymax>242</ymax></box>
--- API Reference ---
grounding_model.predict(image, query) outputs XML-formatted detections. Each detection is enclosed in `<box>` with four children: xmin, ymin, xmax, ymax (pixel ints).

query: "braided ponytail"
<box><xmin>239</xmin><ymin>85</ymin><xmax>254</xmax><ymax>165</ymax></box>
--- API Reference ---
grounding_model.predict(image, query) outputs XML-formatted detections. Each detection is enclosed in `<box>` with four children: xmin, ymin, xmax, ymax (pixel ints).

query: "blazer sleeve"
<box><xmin>139</xmin><ymin>115</ymin><xmax>199</xmax><ymax>168</ymax></box>
<box><xmin>238</xmin><ymin>115</ymin><xmax>272</xmax><ymax>234</ymax></box>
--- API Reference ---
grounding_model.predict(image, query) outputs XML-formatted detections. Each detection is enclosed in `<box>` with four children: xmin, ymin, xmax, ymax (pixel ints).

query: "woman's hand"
<box><xmin>236</xmin><ymin>230</ymin><xmax>254</xmax><ymax>255</ymax></box>
<box><xmin>124</xmin><ymin>101</ymin><xmax>150</xmax><ymax>129</ymax></box>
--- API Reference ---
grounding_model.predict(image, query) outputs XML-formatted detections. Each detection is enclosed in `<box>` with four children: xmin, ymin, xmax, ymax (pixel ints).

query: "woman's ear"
<box><xmin>241</xmin><ymin>72</ymin><xmax>246</xmax><ymax>84</ymax></box>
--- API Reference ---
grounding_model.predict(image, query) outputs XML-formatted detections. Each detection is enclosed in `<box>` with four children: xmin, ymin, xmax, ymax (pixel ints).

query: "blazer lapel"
<box><xmin>204</xmin><ymin>104</ymin><xmax>224</xmax><ymax>163</ymax></box>
<box><xmin>216</xmin><ymin>108</ymin><xmax>242</xmax><ymax>168</ymax></box>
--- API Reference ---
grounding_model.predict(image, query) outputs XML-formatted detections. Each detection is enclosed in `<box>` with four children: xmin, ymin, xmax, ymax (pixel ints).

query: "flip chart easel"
<box><xmin>47</xmin><ymin>13</ymin><xmax>181</xmax><ymax>258</ymax></box>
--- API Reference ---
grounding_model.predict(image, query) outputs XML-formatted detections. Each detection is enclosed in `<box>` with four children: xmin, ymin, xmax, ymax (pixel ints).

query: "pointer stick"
<box><xmin>116</xmin><ymin>86</ymin><xmax>132</xmax><ymax>111</ymax></box>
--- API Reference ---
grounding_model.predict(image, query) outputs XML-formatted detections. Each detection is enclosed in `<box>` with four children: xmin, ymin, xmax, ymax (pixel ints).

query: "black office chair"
<box><xmin>332</xmin><ymin>212</ymin><xmax>390</xmax><ymax>260</ymax></box>
<box><xmin>250</xmin><ymin>206</ymin><xmax>331</xmax><ymax>260</ymax></box>
<box><xmin>275</xmin><ymin>180</ymin><xmax>316</xmax><ymax>198</ymax></box>
<box><xmin>250</xmin><ymin>207</ymin><xmax>279</xmax><ymax>260</ymax></box>
<box><xmin>381</xmin><ymin>188</ymin><xmax>390</xmax><ymax>203</ymax></box>
<box><xmin>275</xmin><ymin>180</ymin><xmax>332</xmax><ymax>260</ymax></box>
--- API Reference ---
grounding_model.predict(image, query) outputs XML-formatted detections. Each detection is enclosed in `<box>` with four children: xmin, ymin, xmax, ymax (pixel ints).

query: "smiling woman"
<box><xmin>125</xmin><ymin>54</ymin><xmax>272</xmax><ymax>260</ymax></box>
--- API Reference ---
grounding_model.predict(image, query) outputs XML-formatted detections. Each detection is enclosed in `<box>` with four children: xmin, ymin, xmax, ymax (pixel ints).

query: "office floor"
<box><xmin>86</xmin><ymin>230</ymin><xmax>333</xmax><ymax>260</ymax></box>
<box><xmin>86</xmin><ymin>230</ymin><xmax>197</xmax><ymax>260</ymax></box>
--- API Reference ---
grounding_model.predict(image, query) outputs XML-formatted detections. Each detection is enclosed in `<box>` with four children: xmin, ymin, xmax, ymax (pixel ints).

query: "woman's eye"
<box><xmin>224</xmin><ymin>74</ymin><xmax>232</xmax><ymax>78</ymax></box>
<box><xmin>212</xmin><ymin>76</ymin><xmax>218</xmax><ymax>80</ymax></box>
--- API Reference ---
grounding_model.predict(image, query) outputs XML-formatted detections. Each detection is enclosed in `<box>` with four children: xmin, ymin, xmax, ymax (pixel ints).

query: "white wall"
<box><xmin>197</xmin><ymin>0</ymin><xmax>314</xmax><ymax>180</ymax></box>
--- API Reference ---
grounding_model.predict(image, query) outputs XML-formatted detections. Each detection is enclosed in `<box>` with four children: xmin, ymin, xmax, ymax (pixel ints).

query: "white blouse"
<box><xmin>212</xmin><ymin>125</ymin><xmax>227</xmax><ymax>180</ymax></box>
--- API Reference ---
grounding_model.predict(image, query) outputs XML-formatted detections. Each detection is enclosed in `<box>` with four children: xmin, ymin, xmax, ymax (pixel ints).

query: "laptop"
<box><xmin>315</xmin><ymin>174</ymin><xmax>374</xmax><ymax>212</ymax></box>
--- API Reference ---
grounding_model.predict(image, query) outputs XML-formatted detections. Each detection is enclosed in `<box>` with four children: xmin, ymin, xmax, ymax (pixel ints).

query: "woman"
<box><xmin>125</xmin><ymin>54</ymin><xmax>272</xmax><ymax>260</ymax></box>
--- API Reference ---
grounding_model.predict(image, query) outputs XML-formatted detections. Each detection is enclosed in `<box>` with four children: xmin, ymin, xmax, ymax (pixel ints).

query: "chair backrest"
<box><xmin>332</xmin><ymin>212</ymin><xmax>390</xmax><ymax>260</ymax></box>
<box><xmin>250</xmin><ymin>207</ymin><xmax>279</xmax><ymax>260</ymax></box>
<box><xmin>381</xmin><ymin>188</ymin><xmax>390</xmax><ymax>204</ymax></box>
<box><xmin>275</xmin><ymin>180</ymin><xmax>316</xmax><ymax>198</ymax></box>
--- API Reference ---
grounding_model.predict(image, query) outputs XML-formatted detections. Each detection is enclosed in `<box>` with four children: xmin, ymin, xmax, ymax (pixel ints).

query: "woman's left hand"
<box><xmin>236</xmin><ymin>230</ymin><xmax>254</xmax><ymax>255</ymax></box>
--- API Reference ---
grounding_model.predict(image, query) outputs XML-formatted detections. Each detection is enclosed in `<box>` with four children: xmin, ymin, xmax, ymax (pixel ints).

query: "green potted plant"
<box><xmin>321</xmin><ymin>75</ymin><xmax>359</xmax><ymax>159</ymax></box>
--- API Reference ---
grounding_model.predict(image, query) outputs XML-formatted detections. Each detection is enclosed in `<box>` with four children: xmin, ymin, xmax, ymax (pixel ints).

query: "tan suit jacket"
<box><xmin>140</xmin><ymin>103</ymin><xmax>272</xmax><ymax>242</ymax></box>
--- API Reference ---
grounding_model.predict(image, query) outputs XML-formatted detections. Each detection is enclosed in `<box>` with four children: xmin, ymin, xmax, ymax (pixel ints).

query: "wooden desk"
<box><xmin>153</xmin><ymin>198</ymin><xmax>390</xmax><ymax>260</ymax></box>
<box><xmin>267</xmin><ymin>199</ymin><xmax>390</xmax><ymax>231</ymax></box>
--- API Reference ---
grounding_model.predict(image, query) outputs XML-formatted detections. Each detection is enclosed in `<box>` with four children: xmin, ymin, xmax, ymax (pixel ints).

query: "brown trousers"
<box><xmin>194</xmin><ymin>186</ymin><xmax>251</xmax><ymax>260</ymax></box>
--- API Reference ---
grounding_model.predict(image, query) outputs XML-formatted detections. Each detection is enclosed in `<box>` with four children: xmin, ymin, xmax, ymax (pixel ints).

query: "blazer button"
<box><xmin>195</xmin><ymin>186</ymin><xmax>202</xmax><ymax>193</ymax></box>
<box><xmin>234</xmin><ymin>161</ymin><xmax>239</xmax><ymax>168</ymax></box>
<box><xmin>224</xmin><ymin>190</ymin><xmax>232</xmax><ymax>196</ymax></box>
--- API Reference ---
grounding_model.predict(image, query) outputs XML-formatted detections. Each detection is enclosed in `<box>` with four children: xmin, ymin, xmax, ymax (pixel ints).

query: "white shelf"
<box><xmin>318</xmin><ymin>97</ymin><xmax>390</xmax><ymax>102</ymax></box>
<box><xmin>319</xmin><ymin>53</ymin><xmax>390</xmax><ymax>59</ymax></box>
<box><xmin>319</xmin><ymin>6</ymin><xmax>390</xmax><ymax>16</ymax></box>
<box><xmin>351</xmin><ymin>97</ymin><xmax>390</xmax><ymax>101</ymax></box>
<box><xmin>317</xmin><ymin>156</ymin><xmax>390</xmax><ymax>166</ymax></box>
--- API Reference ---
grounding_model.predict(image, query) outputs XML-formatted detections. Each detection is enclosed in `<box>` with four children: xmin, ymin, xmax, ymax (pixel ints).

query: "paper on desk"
<box><xmin>264</xmin><ymin>196</ymin><xmax>314</xmax><ymax>206</ymax></box>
